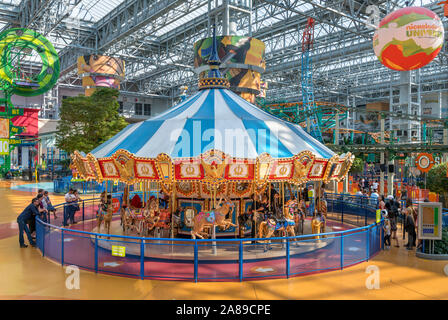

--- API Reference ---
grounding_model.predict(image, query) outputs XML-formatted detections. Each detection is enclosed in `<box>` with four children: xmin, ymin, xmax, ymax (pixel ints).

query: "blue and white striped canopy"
<box><xmin>91</xmin><ymin>88</ymin><xmax>335</xmax><ymax>159</ymax></box>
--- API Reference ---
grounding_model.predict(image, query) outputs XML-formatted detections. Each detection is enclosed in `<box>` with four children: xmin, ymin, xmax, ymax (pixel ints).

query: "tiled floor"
<box><xmin>1</xmin><ymin>182</ymin><xmax>447</xmax><ymax>300</ymax></box>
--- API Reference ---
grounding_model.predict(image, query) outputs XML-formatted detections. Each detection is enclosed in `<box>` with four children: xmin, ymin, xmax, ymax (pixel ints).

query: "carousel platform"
<box><xmin>90</xmin><ymin>219</ymin><xmax>338</xmax><ymax>262</ymax></box>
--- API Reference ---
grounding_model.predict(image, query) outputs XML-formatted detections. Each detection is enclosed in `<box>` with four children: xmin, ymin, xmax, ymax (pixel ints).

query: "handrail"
<box><xmin>36</xmin><ymin>215</ymin><xmax>378</xmax><ymax>242</ymax></box>
<box><xmin>35</xmin><ymin>192</ymin><xmax>386</xmax><ymax>281</ymax></box>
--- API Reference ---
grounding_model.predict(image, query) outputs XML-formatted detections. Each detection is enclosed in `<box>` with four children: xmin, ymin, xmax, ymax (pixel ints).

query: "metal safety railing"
<box><xmin>35</xmin><ymin>194</ymin><xmax>384</xmax><ymax>282</ymax></box>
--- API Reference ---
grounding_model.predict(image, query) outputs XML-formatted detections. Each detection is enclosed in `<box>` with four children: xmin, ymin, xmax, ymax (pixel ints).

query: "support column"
<box><xmin>380</xmin><ymin>117</ymin><xmax>385</xmax><ymax>196</ymax></box>
<box><xmin>334</xmin><ymin>112</ymin><xmax>340</xmax><ymax>145</ymax></box>
<box><xmin>387</xmin><ymin>159</ymin><xmax>395</xmax><ymax>197</ymax></box>
<box><xmin>223</xmin><ymin>0</ymin><xmax>230</xmax><ymax>35</ymax></box>
<box><xmin>444</xmin><ymin>128</ymin><xmax>448</xmax><ymax>163</ymax></box>
<box><xmin>343</xmin><ymin>175</ymin><xmax>349</xmax><ymax>194</ymax></box>
<box><xmin>333</xmin><ymin>112</ymin><xmax>340</xmax><ymax>193</ymax></box>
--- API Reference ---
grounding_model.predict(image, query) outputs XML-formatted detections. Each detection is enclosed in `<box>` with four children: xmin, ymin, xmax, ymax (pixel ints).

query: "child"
<box><xmin>382</xmin><ymin>210</ymin><xmax>391</xmax><ymax>250</ymax></box>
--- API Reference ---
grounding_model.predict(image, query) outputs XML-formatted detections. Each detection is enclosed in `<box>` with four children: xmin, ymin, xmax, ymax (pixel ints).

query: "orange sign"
<box><xmin>415</xmin><ymin>153</ymin><xmax>434</xmax><ymax>173</ymax></box>
<box><xmin>112</xmin><ymin>197</ymin><xmax>121</xmax><ymax>213</ymax></box>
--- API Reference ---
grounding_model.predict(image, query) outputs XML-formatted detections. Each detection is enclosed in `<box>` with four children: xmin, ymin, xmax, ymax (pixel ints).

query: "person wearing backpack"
<box><xmin>385</xmin><ymin>200</ymin><xmax>399</xmax><ymax>247</ymax></box>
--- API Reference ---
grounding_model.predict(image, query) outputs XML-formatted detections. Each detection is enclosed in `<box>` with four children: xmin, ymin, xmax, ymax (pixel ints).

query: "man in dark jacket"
<box><xmin>18</xmin><ymin>198</ymin><xmax>40</xmax><ymax>248</ymax></box>
<box><xmin>405</xmin><ymin>209</ymin><xmax>416</xmax><ymax>250</ymax></box>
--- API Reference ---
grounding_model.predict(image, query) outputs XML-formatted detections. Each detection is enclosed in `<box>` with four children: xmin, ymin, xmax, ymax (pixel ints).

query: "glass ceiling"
<box><xmin>72</xmin><ymin>0</ymin><xmax>127</xmax><ymax>23</ymax></box>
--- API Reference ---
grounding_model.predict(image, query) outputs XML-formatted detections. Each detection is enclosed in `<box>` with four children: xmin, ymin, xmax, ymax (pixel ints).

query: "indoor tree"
<box><xmin>56</xmin><ymin>88</ymin><xmax>128</xmax><ymax>154</ymax></box>
<box><xmin>426</xmin><ymin>162</ymin><xmax>448</xmax><ymax>207</ymax></box>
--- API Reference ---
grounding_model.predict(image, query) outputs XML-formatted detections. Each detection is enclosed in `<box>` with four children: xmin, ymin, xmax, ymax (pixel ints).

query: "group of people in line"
<box><xmin>17</xmin><ymin>189</ymin><xmax>56</xmax><ymax>248</ymax></box>
<box><xmin>380</xmin><ymin>194</ymin><xmax>420</xmax><ymax>251</ymax></box>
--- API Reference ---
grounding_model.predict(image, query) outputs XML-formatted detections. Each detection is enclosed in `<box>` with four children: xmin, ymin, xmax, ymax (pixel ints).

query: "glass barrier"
<box><xmin>35</xmin><ymin>193</ymin><xmax>385</xmax><ymax>282</ymax></box>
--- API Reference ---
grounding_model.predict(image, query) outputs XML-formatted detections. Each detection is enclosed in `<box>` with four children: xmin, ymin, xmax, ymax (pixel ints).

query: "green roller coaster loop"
<box><xmin>0</xmin><ymin>28</ymin><xmax>60</xmax><ymax>96</ymax></box>
<box><xmin>0</xmin><ymin>28</ymin><xmax>60</xmax><ymax>176</ymax></box>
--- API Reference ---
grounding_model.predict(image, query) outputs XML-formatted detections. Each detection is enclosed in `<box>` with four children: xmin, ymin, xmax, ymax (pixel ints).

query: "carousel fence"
<box><xmin>36</xmin><ymin>194</ymin><xmax>384</xmax><ymax>282</ymax></box>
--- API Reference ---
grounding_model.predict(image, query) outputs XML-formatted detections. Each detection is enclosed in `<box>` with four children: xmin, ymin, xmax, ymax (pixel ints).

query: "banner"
<box><xmin>77</xmin><ymin>55</ymin><xmax>124</xmax><ymax>77</ymax></box>
<box><xmin>0</xmin><ymin>138</ymin><xmax>9</xmax><ymax>155</ymax></box>
<box><xmin>194</xmin><ymin>35</ymin><xmax>265</xmax><ymax>97</ymax></box>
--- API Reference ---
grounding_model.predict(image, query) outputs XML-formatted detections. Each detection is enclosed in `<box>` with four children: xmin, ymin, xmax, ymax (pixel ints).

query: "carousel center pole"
<box><xmin>170</xmin><ymin>184</ymin><xmax>175</xmax><ymax>239</ymax></box>
<box><xmin>212</xmin><ymin>184</ymin><xmax>217</xmax><ymax>255</ymax></box>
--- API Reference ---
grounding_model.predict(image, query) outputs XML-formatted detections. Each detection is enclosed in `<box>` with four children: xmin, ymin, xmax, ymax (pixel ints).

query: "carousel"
<box><xmin>70</xmin><ymin>28</ymin><xmax>354</xmax><ymax>244</ymax></box>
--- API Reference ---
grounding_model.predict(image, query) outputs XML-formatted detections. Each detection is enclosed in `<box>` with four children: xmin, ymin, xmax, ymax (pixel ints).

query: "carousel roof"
<box><xmin>92</xmin><ymin>25</ymin><xmax>334</xmax><ymax>161</ymax></box>
<box><xmin>91</xmin><ymin>87</ymin><xmax>335</xmax><ymax>160</ymax></box>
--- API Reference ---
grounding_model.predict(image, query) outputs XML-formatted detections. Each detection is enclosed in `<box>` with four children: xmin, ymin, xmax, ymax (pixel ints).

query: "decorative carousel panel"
<box><xmin>307</xmin><ymin>159</ymin><xmax>328</xmax><ymax>180</ymax></box>
<box><xmin>98</xmin><ymin>159</ymin><xmax>120</xmax><ymax>179</ymax></box>
<box><xmin>72</xmin><ymin>152</ymin><xmax>95</xmax><ymax>180</ymax></box>
<box><xmin>323</xmin><ymin>155</ymin><xmax>340</xmax><ymax>184</ymax></box>
<box><xmin>113</xmin><ymin>151</ymin><xmax>136</xmax><ymax>183</ymax></box>
<box><xmin>87</xmin><ymin>154</ymin><xmax>103</xmax><ymax>181</ymax></box>
<box><xmin>268</xmin><ymin>159</ymin><xmax>294</xmax><ymax>181</ymax></box>
<box><xmin>155</xmin><ymin>153</ymin><xmax>174</xmax><ymax>193</ymax></box>
<box><xmin>134</xmin><ymin>159</ymin><xmax>159</xmax><ymax>180</ymax></box>
<box><xmin>330</xmin><ymin>160</ymin><xmax>345</xmax><ymax>180</ymax></box>
<box><xmin>232</xmin><ymin>182</ymin><xmax>253</xmax><ymax>198</ymax></box>
<box><xmin>293</xmin><ymin>151</ymin><xmax>315</xmax><ymax>184</ymax></box>
<box><xmin>337</xmin><ymin>153</ymin><xmax>354</xmax><ymax>182</ymax></box>
<box><xmin>200</xmin><ymin>149</ymin><xmax>227</xmax><ymax>183</ymax></box>
<box><xmin>174</xmin><ymin>160</ymin><xmax>204</xmax><ymax>180</ymax></box>
<box><xmin>255</xmin><ymin>153</ymin><xmax>272</xmax><ymax>184</ymax></box>
<box><xmin>176</xmin><ymin>181</ymin><xmax>198</xmax><ymax>197</ymax></box>
<box><xmin>200</xmin><ymin>182</ymin><xmax>227</xmax><ymax>198</ymax></box>
<box><xmin>225</xmin><ymin>160</ymin><xmax>255</xmax><ymax>181</ymax></box>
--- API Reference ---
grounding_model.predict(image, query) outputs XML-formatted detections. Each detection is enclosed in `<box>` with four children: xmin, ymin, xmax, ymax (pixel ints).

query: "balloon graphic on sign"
<box><xmin>373</xmin><ymin>7</ymin><xmax>444</xmax><ymax>71</ymax></box>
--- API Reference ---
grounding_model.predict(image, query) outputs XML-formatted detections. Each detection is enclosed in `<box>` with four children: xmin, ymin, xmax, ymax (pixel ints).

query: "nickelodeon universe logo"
<box><xmin>406</xmin><ymin>23</ymin><xmax>443</xmax><ymax>38</ymax></box>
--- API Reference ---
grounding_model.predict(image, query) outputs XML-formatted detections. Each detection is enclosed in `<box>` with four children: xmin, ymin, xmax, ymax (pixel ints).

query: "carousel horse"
<box><xmin>258</xmin><ymin>204</ymin><xmax>296</xmax><ymax>241</ymax></box>
<box><xmin>311</xmin><ymin>212</ymin><xmax>326</xmax><ymax>239</ymax></box>
<box><xmin>317</xmin><ymin>198</ymin><xmax>328</xmax><ymax>219</ymax></box>
<box><xmin>154</xmin><ymin>208</ymin><xmax>171</xmax><ymax>229</ymax></box>
<box><xmin>191</xmin><ymin>196</ymin><xmax>237</xmax><ymax>239</ymax></box>
<box><xmin>237</xmin><ymin>211</ymin><xmax>252</xmax><ymax>238</ymax></box>
<box><xmin>122</xmin><ymin>194</ymin><xmax>146</xmax><ymax>235</ymax></box>
<box><xmin>144</xmin><ymin>197</ymin><xmax>160</xmax><ymax>234</ymax></box>
<box><xmin>97</xmin><ymin>196</ymin><xmax>114</xmax><ymax>235</ymax></box>
<box><xmin>285</xmin><ymin>199</ymin><xmax>305</xmax><ymax>235</ymax></box>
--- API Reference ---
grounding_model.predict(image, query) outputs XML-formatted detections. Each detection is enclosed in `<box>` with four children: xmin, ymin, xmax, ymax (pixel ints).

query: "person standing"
<box><xmin>36</xmin><ymin>193</ymin><xmax>49</xmax><ymax>223</ymax></box>
<box><xmin>382</xmin><ymin>210</ymin><xmax>391</xmax><ymax>250</ymax></box>
<box><xmin>379</xmin><ymin>195</ymin><xmax>386</xmax><ymax>210</ymax></box>
<box><xmin>372</xmin><ymin>180</ymin><xmax>379</xmax><ymax>193</ymax></box>
<box><xmin>70</xmin><ymin>190</ymin><xmax>81</xmax><ymax>224</ymax></box>
<box><xmin>307</xmin><ymin>184</ymin><xmax>315</xmax><ymax>216</ymax></box>
<box><xmin>17</xmin><ymin>198</ymin><xmax>40</xmax><ymax>248</ymax></box>
<box><xmin>404</xmin><ymin>205</ymin><xmax>416</xmax><ymax>250</ymax></box>
<box><xmin>43</xmin><ymin>191</ymin><xmax>57</xmax><ymax>219</ymax></box>
<box><xmin>64</xmin><ymin>189</ymin><xmax>75</xmax><ymax>226</ymax></box>
<box><xmin>370</xmin><ymin>189</ymin><xmax>379</xmax><ymax>206</ymax></box>
<box><xmin>404</xmin><ymin>199</ymin><xmax>417</xmax><ymax>248</ymax></box>
<box><xmin>385</xmin><ymin>201</ymin><xmax>399</xmax><ymax>247</ymax></box>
